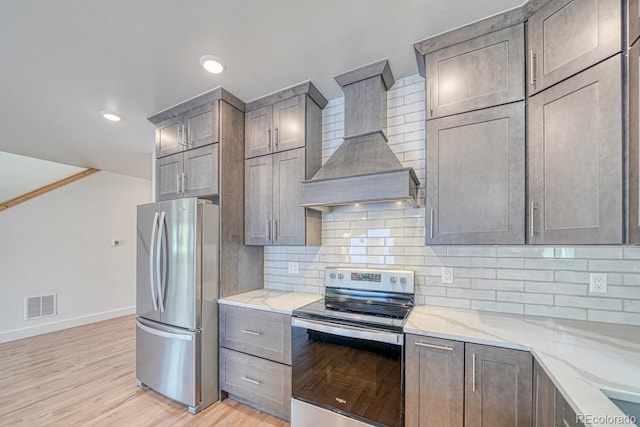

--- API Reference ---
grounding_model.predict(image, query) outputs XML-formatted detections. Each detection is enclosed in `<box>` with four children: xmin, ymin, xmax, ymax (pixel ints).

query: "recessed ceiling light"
<box><xmin>101</xmin><ymin>111</ymin><xmax>121</xmax><ymax>122</ymax></box>
<box><xmin>199</xmin><ymin>55</ymin><xmax>225</xmax><ymax>74</ymax></box>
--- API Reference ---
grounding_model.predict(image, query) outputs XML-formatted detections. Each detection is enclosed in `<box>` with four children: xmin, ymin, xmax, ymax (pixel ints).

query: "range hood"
<box><xmin>302</xmin><ymin>59</ymin><xmax>419</xmax><ymax>211</ymax></box>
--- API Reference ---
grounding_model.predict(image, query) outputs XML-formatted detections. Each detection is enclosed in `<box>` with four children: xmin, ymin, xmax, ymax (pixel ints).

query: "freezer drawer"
<box><xmin>136</xmin><ymin>319</ymin><xmax>200</xmax><ymax>411</ymax></box>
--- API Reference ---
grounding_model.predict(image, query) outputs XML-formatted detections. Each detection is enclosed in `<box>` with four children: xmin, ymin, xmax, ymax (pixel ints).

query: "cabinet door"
<box><xmin>245</xmin><ymin>106</ymin><xmax>273</xmax><ymax>159</ymax></box>
<box><xmin>156</xmin><ymin>152</ymin><xmax>183</xmax><ymax>201</ymax></box>
<box><xmin>405</xmin><ymin>335</ymin><xmax>464</xmax><ymax>427</ymax></box>
<box><xmin>465</xmin><ymin>343</ymin><xmax>533</xmax><ymax>427</ymax></box>
<box><xmin>245</xmin><ymin>155</ymin><xmax>273</xmax><ymax>246</ymax></box>
<box><xmin>556</xmin><ymin>392</ymin><xmax>585</xmax><ymax>427</ymax></box>
<box><xmin>272</xmin><ymin>148</ymin><xmax>306</xmax><ymax>246</ymax></box>
<box><xmin>631</xmin><ymin>0</ymin><xmax>640</xmax><ymax>46</ymax></box>
<box><xmin>425</xmin><ymin>24</ymin><xmax>524</xmax><ymax>119</ymax></box>
<box><xmin>155</xmin><ymin>116</ymin><xmax>184</xmax><ymax>158</ymax></box>
<box><xmin>528</xmin><ymin>55</ymin><xmax>622</xmax><ymax>244</ymax></box>
<box><xmin>527</xmin><ymin>0</ymin><xmax>621</xmax><ymax>95</ymax></box>
<box><xmin>630</xmin><ymin>43</ymin><xmax>640</xmax><ymax>243</ymax></box>
<box><xmin>273</xmin><ymin>95</ymin><xmax>306</xmax><ymax>152</ymax></box>
<box><xmin>183</xmin><ymin>144</ymin><xmax>219</xmax><ymax>198</ymax></box>
<box><xmin>426</xmin><ymin>102</ymin><xmax>525</xmax><ymax>245</ymax></box>
<box><xmin>533</xmin><ymin>362</ymin><xmax>556</xmax><ymax>427</ymax></box>
<box><xmin>184</xmin><ymin>102</ymin><xmax>219</xmax><ymax>150</ymax></box>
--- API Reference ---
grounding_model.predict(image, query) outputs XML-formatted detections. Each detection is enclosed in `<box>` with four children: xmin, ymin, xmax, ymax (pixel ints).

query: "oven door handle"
<box><xmin>292</xmin><ymin>317</ymin><xmax>403</xmax><ymax>345</ymax></box>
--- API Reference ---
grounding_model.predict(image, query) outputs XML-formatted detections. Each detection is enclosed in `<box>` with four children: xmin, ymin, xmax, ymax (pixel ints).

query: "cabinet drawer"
<box><xmin>219</xmin><ymin>304</ymin><xmax>291</xmax><ymax>364</ymax></box>
<box><xmin>220</xmin><ymin>347</ymin><xmax>291</xmax><ymax>419</ymax></box>
<box><xmin>556</xmin><ymin>392</ymin><xmax>584</xmax><ymax>427</ymax></box>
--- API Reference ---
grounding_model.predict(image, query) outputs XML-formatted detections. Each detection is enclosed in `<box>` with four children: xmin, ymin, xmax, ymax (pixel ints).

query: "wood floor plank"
<box><xmin>0</xmin><ymin>315</ymin><xmax>290</xmax><ymax>426</ymax></box>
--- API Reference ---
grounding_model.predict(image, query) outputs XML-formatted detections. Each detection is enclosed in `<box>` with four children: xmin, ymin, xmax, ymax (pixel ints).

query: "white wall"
<box><xmin>264</xmin><ymin>74</ymin><xmax>640</xmax><ymax>327</ymax></box>
<box><xmin>0</xmin><ymin>171</ymin><xmax>150</xmax><ymax>342</ymax></box>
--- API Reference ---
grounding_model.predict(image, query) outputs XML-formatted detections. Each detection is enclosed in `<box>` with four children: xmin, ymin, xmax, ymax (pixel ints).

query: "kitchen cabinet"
<box><xmin>527</xmin><ymin>0</ymin><xmax>621</xmax><ymax>95</ymax></box>
<box><xmin>155</xmin><ymin>102</ymin><xmax>219</xmax><ymax>158</ymax></box>
<box><xmin>244</xmin><ymin>82</ymin><xmax>326</xmax><ymax>246</ymax></box>
<box><xmin>425</xmin><ymin>102</ymin><xmax>525</xmax><ymax>245</ymax></box>
<box><xmin>405</xmin><ymin>335</ymin><xmax>464</xmax><ymax>427</ymax></box>
<box><xmin>533</xmin><ymin>361</ymin><xmax>555</xmax><ymax>427</ymax></box>
<box><xmin>156</xmin><ymin>144</ymin><xmax>219</xmax><ymax>201</ymax></box>
<box><xmin>528</xmin><ymin>55</ymin><xmax>622</xmax><ymax>244</ymax></box>
<box><xmin>556</xmin><ymin>391</ymin><xmax>585</xmax><ymax>427</ymax></box>
<box><xmin>424</xmin><ymin>24</ymin><xmax>524</xmax><ymax>119</ymax></box>
<box><xmin>631</xmin><ymin>0</ymin><xmax>640</xmax><ymax>46</ymax></box>
<box><xmin>219</xmin><ymin>304</ymin><xmax>292</xmax><ymax>420</ymax></box>
<box><xmin>630</xmin><ymin>42</ymin><xmax>640</xmax><ymax>243</ymax></box>
<box><xmin>464</xmin><ymin>343</ymin><xmax>533</xmax><ymax>427</ymax></box>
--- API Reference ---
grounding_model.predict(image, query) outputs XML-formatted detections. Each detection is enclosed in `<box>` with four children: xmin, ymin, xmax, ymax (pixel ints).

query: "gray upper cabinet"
<box><xmin>244</xmin><ymin>82</ymin><xmax>326</xmax><ymax>246</ymax></box>
<box><xmin>156</xmin><ymin>152</ymin><xmax>183</xmax><ymax>201</ymax></box>
<box><xmin>155</xmin><ymin>116</ymin><xmax>184</xmax><ymax>159</ymax></box>
<box><xmin>527</xmin><ymin>0</ymin><xmax>621</xmax><ymax>95</ymax></box>
<box><xmin>425</xmin><ymin>24</ymin><xmax>524</xmax><ymax>119</ymax></box>
<box><xmin>528</xmin><ymin>55</ymin><xmax>622</xmax><ymax>244</ymax></box>
<box><xmin>245</xmin><ymin>95</ymin><xmax>306</xmax><ymax>159</ymax></box>
<box><xmin>630</xmin><ymin>42</ymin><xmax>640</xmax><ymax>243</ymax></box>
<box><xmin>426</xmin><ymin>102</ymin><xmax>525</xmax><ymax>245</ymax></box>
<box><xmin>155</xmin><ymin>102</ymin><xmax>219</xmax><ymax>158</ymax></box>
<box><xmin>405</xmin><ymin>335</ymin><xmax>464</xmax><ymax>427</ymax></box>
<box><xmin>182</xmin><ymin>144</ymin><xmax>219</xmax><ymax>199</ymax></box>
<box><xmin>465</xmin><ymin>343</ymin><xmax>533</xmax><ymax>427</ymax></box>
<box><xmin>533</xmin><ymin>361</ymin><xmax>556</xmax><ymax>427</ymax></box>
<box><xmin>631</xmin><ymin>0</ymin><xmax>640</xmax><ymax>46</ymax></box>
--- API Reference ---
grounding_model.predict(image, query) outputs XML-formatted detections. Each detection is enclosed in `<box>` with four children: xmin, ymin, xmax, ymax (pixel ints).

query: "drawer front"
<box><xmin>220</xmin><ymin>347</ymin><xmax>291</xmax><ymax>418</ymax></box>
<box><xmin>220</xmin><ymin>304</ymin><xmax>291</xmax><ymax>364</ymax></box>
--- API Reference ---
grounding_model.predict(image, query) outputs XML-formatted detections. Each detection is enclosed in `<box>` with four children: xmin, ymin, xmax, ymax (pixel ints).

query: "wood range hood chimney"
<box><xmin>302</xmin><ymin>59</ymin><xmax>420</xmax><ymax>211</ymax></box>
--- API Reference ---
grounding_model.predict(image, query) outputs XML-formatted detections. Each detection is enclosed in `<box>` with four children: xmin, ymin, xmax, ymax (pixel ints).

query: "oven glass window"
<box><xmin>292</xmin><ymin>326</ymin><xmax>402</xmax><ymax>427</ymax></box>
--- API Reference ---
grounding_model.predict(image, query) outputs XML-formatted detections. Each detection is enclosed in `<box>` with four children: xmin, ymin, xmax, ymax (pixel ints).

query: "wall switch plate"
<box><xmin>589</xmin><ymin>273</ymin><xmax>608</xmax><ymax>294</ymax></box>
<box><xmin>111</xmin><ymin>240</ymin><xmax>121</xmax><ymax>247</ymax></box>
<box><xmin>442</xmin><ymin>267</ymin><xmax>453</xmax><ymax>284</ymax></box>
<box><xmin>288</xmin><ymin>262</ymin><xmax>299</xmax><ymax>275</ymax></box>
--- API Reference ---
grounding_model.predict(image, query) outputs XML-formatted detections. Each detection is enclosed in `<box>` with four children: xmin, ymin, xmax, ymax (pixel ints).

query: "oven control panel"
<box><xmin>325</xmin><ymin>267</ymin><xmax>414</xmax><ymax>293</ymax></box>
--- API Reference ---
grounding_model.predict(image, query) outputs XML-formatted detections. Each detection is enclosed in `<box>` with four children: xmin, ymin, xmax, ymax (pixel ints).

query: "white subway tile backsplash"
<box><xmin>261</xmin><ymin>74</ymin><xmax>640</xmax><ymax>327</ymax></box>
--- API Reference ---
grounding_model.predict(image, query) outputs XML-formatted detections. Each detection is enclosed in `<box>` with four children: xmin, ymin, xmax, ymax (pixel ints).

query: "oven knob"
<box><xmin>337</xmin><ymin>273</ymin><xmax>344</xmax><ymax>280</ymax></box>
<box><xmin>400</xmin><ymin>277</ymin><xmax>407</xmax><ymax>284</ymax></box>
<box><xmin>329</xmin><ymin>273</ymin><xmax>336</xmax><ymax>279</ymax></box>
<box><xmin>390</xmin><ymin>276</ymin><xmax>397</xmax><ymax>283</ymax></box>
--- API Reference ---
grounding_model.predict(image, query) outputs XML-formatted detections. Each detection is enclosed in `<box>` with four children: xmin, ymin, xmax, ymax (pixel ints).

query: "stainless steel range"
<box><xmin>291</xmin><ymin>267</ymin><xmax>415</xmax><ymax>427</ymax></box>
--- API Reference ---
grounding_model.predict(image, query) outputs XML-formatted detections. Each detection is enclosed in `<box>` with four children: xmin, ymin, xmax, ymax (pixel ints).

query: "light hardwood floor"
<box><xmin>0</xmin><ymin>315</ymin><xmax>289</xmax><ymax>426</ymax></box>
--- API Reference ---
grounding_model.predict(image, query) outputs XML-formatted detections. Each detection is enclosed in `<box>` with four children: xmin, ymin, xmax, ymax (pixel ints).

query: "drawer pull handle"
<box><xmin>415</xmin><ymin>341</ymin><xmax>454</xmax><ymax>351</ymax></box>
<box><xmin>240</xmin><ymin>329</ymin><xmax>263</xmax><ymax>336</ymax></box>
<box><xmin>241</xmin><ymin>376</ymin><xmax>262</xmax><ymax>385</ymax></box>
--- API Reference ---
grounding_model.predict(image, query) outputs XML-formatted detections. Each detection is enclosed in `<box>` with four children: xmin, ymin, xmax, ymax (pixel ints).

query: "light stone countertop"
<box><xmin>405</xmin><ymin>305</ymin><xmax>640</xmax><ymax>427</ymax></box>
<box><xmin>218</xmin><ymin>289</ymin><xmax>322</xmax><ymax>315</ymax></box>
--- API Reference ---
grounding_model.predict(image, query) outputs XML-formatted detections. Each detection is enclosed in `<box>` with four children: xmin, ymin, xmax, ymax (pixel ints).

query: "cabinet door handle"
<box><xmin>274</xmin><ymin>127</ymin><xmax>279</xmax><ymax>148</ymax></box>
<box><xmin>267</xmin><ymin>220</ymin><xmax>272</xmax><ymax>241</ymax></box>
<box><xmin>429</xmin><ymin>82</ymin><xmax>434</xmax><ymax>117</ymax></box>
<box><xmin>181</xmin><ymin>172</ymin><xmax>185</xmax><ymax>193</ymax></box>
<box><xmin>176</xmin><ymin>174</ymin><xmax>181</xmax><ymax>194</ymax></box>
<box><xmin>240</xmin><ymin>329</ymin><xmax>263</xmax><ymax>336</ymax></box>
<box><xmin>429</xmin><ymin>209</ymin><xmax>435</xmax><ymax>239</ymax></box>
<box><xmin>267</xmin><ymin>128</ymin><xmax>272</xmax><ymax>152</ymax></box>
<box><xmin>415</xmin><ymin>341</ymin><xmax>454</xmax><ymax>351</ymax></box>
<box><xmin>472</xmin><ymin>353</ymin><xmax>477</xmax><ymax>392</ymax></box>
<box><xmin>530</xmin><ymin>50</ymin><xmax>536</xmax><ymax>86</ymax></box>
<box><xmin>184</xmin><ymin>124</ymin><xmax>188</xmax><ymax>146</ymax></box>
<box><xmin>274</xmin><ymin>219</ymin><xmax>278</xmax><ymax>241</ymax></box>
<box><xmin>241</xmin><ymin>376</ymin><xmax>262</xmax><ymax>386</ymax></box>
<box><xmin>530</xmin><ymin>202</ymin><xmax>537</xmax><ymax>238</ymax></box>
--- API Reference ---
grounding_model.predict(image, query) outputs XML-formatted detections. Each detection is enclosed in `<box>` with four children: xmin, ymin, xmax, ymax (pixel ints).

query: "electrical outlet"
<box><xmin>442</xmin><ymin>267</ymin><xmax>453</xmax><ymax>284</ymax></box>
<box><xmin>589</xmin><ymin>273</ymin><xmax>608</xmax><ymax>294</ymax></box>
<box><xmin>288</xmin><ymin>262</ymin><xmax>299</xmax><ymax>275</ymax></box>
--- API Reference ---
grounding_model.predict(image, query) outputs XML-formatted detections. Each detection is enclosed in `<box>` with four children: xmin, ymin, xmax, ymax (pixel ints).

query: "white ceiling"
<box><xmin>0</xmin><ymin>0</ymin><xmax>522</xmax><ymax>179</ymax></box>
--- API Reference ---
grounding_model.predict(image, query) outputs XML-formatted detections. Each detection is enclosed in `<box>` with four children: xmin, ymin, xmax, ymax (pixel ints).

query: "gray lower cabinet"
<box><xmin>631</xmin><ymin>0</ymin><xmax>640</xmax><ymax>46</ymax></box>
<box><xmin>465</xmin><ymin>343</ymin><xmax>532</xmax><ymax>427</ymax></box>
<box><xmin>527</xmin><ymin>0</ymin><xmax>621</xmax><ymax>95</ymax></box>
<box><xmin>155</xmin><ymin>144</ymin><xmax>218</xmax><ymax>201</ymax></box>
<box><xmin>405</xmin><ymin>335</ymin><xmax>464</xmax><ymax>427</ymax></box>
<box><xmin>425</xmin><ymin>24</ymin><xmax>524</xmax><ymax>119</ymax></box>
<box><xmin>630</xmin><ymin>42</ymin><xmax>640</xmax><ymax>243</ymax></box>
<box><xmin>425</xmin><ymin>102</ymin><xmax>525</xmax><ymax>245</ymax></box>
<box><xmin>245</xmin><ymin>148</ymin><xmax>321</xmax><ymax>246</ymax></box>
<box><xmin>219</xmin><ymin>304</ymin><xmax>292</xmax><ymax>420</ymax></box>
<box><xmin>533</xmin><ymin>361</ymin><xmax>556</xmax><ymax>427</ymax></box>
<box><xmin>528</xmin><ymin>55</ymin><xmax>622</xmax><ymax>244</ymax></box>
<box><xmin>556</xmin><ymin>391</ymin><xmax>585</xmax><ymax>427</ymax></box>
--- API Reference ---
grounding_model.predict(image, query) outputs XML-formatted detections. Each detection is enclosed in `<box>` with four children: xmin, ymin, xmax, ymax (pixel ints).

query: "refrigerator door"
<box><xmin>136</xmin><ymin>318</ymin><xmax>200</xmax><ymax>410</ymax></box>
<box><xmin>136</xmin><ymin>202</ymin><xmax>161</xmax><ymax>322</ymax></box>
<box><xmin>158</xmin><ymin>198</ymin><xmax>199</xmax><ymax>330</ymax></box>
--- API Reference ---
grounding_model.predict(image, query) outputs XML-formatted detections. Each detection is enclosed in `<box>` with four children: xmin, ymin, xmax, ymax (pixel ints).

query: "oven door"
<box><xmin>291</xmin><ymin>317</ymin><xmax>403</xmax><ymax>427</ymax></box>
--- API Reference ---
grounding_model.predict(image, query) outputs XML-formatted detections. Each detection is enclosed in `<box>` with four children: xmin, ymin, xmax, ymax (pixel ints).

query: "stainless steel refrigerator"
<box><xmin>136</xmin><ymin>198</ymin><xmax>219</xmax><ymax>414</ymax></box>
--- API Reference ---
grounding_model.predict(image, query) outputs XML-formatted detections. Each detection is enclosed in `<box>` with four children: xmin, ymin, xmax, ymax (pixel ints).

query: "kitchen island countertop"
<box><xmin>405</xmin><ymin>305</ymin><xmax>640</xmax><ymax>427</ymax></box>
<box><xmin>219</xmin><ymin>289</ymin><xmax>322</xmax><ymax>315</ymax></box>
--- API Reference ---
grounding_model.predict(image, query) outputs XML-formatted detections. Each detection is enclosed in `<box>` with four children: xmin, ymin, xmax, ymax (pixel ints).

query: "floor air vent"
<box><xmin>25</xmin><ymin>294</ymin><xmax>57</xmax><ymax>320</ymax></box>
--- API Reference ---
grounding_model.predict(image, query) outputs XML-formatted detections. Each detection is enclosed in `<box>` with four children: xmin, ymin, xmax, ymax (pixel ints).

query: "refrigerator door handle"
<box><xmin>156</xmin><ymin>211</ymin><xmax>166</xmax><ymax>312</ymax></box>
<box><xmin>149</xmin><ymin>212</ymin><xmax>159</xmax><ymax>311</ymax></box>
<box><xmin>137</xmin><ymin>320</ymin><xmax>193</xmax><ymax>341</ymax></box>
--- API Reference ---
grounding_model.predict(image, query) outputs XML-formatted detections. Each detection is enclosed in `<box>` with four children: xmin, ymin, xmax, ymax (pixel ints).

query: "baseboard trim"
<box><xmin>0</xmin><ymin>306</ymin><xmax>136</xmax><ymax>343</ymax></box>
